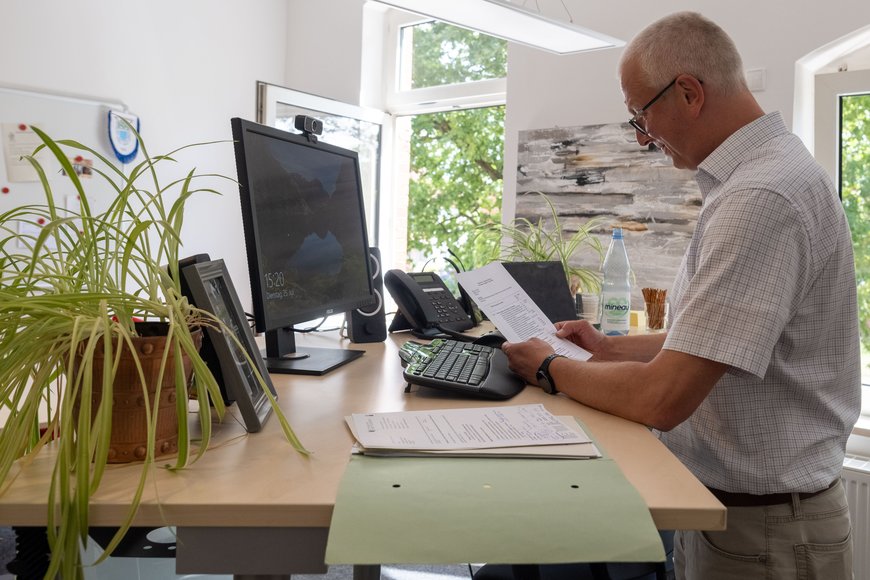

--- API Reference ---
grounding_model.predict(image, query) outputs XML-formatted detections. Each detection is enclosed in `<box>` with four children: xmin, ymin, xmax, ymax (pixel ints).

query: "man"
<box><xmin>501</xmin><ymin>11</ymin><xmax>861</xmax><ymax>579</ymax></box>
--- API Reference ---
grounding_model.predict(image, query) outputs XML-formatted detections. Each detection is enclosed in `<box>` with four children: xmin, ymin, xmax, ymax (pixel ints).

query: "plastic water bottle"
<box><xmin>600</xmin><ymin>228</ymin><xmax>631</xmax><ymax>336</ymax></box>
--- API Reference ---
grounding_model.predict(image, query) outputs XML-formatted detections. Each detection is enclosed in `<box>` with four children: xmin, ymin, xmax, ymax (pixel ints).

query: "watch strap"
<box><xmin>537</xmin><ymin>353</ymin><xmax>565</xmax><ymax>394</ymax></box>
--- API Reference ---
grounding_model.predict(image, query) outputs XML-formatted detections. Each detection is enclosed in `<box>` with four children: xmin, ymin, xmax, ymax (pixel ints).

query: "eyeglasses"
<box><xmin>628</xmin><ymin>77</ymin><xmax>678</xmax><ymax>136</ymax></box>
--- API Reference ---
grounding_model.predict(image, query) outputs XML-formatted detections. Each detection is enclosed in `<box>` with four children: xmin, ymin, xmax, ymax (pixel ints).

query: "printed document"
<box><xmin>348</xmin><ymin>404</ymin><xmax>589</xmax><ymax>451</ymax></box>
<box><xmin>345</xmin><ymin>414</ymin><xmax>600</xmax><ymax>459</ymax></box>
<box><xmin>456</xmin><ymin>262</ymin><xmax>591</xmax><ymax>360</ymax></box>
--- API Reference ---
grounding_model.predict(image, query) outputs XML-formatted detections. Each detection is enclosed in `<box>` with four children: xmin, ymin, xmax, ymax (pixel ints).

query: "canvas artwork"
<box><xmin>516</xmin><ymin>122</ymin><xmax>702</xmax><ymax>308</ymax></box>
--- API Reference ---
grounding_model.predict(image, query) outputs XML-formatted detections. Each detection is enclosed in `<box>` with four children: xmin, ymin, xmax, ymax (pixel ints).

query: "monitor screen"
<box><xmin>231</xmin><ymin>117</ymin><xmax>374</xmax><ymax>375</ymax></box>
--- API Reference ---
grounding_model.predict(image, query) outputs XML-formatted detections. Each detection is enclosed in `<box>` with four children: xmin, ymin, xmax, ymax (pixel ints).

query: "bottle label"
<box><xmin>601</xmin><ymin>295</ymin><xmax>630</xmax><ymax>335</ymax></box>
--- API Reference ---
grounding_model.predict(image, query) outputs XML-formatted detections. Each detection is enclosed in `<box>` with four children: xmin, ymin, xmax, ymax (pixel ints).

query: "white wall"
<box><xmin>0</xmin><ymin>0</ymin><xmax>289</xmax><ymax>309</ymax></box>
<box><xmin>282</xmin><ymin>0</ymin><xmax>366</xmax><ymax>105</ymax></box>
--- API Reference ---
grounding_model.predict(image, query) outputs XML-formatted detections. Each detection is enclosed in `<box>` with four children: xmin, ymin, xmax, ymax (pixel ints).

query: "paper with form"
<box><xmin>456</xmin><ymin>262</ymin><xmax>591</xmax><ymax>360</ymax></box>
<box><xmin>349</xmin><ymin>404</ymin><xmax>590</xmax><ymax>451</ymax></box>
<box><xmin>345</xmin><ymin>415</ymin><xmax>601</xmax><ymax>459</ymax></box>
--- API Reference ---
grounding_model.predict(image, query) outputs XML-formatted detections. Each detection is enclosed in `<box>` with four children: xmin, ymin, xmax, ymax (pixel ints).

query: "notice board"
<box><xmin>0</xmin><ymin>84</ymin><xmax>132</xmax><ymax>229</ymax></box>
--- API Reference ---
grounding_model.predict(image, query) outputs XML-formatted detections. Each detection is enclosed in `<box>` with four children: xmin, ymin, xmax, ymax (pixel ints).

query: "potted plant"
<box><xmin>480</xmin><ymin>191</ymin><xmax>606</xmax><ymax>295</ymax></box>
<box><xmin>0</xmin><ymin>126</ymin><xmax>306</xmax><ymax>578</ymax></box>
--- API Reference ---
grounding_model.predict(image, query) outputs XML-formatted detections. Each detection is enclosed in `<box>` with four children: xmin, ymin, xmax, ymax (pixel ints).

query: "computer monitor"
<box><xmin>230</xmin><ymin>117</ymin><xmax>375</xmax><ymax>375</ymax></box>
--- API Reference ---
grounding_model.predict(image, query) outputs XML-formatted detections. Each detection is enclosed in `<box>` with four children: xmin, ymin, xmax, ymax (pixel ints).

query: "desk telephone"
<box><xmin>384</xmin><ymin>269</ymin><xmax>475</xmax><ymax>339</ymax></box>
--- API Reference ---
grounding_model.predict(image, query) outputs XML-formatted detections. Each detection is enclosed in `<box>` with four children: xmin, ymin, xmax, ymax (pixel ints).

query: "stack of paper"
<box><xmin>344</xmin><ymin>404</ymin><xmax>600</xmax><ymax>459</ymax></box>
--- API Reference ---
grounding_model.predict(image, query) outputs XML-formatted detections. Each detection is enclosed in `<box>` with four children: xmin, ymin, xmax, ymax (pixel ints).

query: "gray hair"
<box><xmin>619</xmin><ymin>12</ymin><xmax>747</xmax><ymax>95</ymax></box>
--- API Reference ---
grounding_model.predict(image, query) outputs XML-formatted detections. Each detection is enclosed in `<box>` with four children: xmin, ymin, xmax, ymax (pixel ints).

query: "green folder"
<box><xmin>326</xmin><ymin>447</ymin><xmax>664</xmax><ymax>564</ymax></box>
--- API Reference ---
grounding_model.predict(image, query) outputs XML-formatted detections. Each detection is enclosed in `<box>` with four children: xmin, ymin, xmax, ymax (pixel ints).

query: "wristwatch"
<box><xmin>536</xmin><ymin>353</ymin><xmax>565</xmax><ymax>394</ymax></box>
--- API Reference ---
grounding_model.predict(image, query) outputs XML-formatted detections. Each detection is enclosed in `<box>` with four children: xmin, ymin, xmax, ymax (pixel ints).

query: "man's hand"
<box><xmin>554</xmin><ymin>320</ymin><xmax>608</xmax><ymax>359</ymax></box>
<box><xmin>500</xmin><ymin>338</ymin><xmax>555</xmax><ymax>386</ymax></box>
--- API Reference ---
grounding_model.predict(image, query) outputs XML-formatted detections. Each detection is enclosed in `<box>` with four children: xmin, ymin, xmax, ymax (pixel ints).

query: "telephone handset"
<box><xmin>384</xmin><ymin>269</ymin><xmax>475</xmax><ymax>338</ymax></box>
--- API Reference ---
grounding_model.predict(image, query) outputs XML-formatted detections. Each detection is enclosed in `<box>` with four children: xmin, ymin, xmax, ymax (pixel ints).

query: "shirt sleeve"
<box><xmin>663</xmin><ymin>188</ymin><xmax>810</xmax><ymax>378</ymax></box>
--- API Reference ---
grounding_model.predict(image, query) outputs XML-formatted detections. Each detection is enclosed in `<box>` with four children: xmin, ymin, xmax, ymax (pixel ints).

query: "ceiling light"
<box><xmin>372</xmin><ymin>0</ymin><xmax>623</xmax><ymax>55</ymax></box>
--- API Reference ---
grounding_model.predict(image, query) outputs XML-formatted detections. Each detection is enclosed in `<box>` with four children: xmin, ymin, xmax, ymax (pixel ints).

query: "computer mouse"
<box><xmin>472</xmin><ymin>332</ymin><xmax>507</xmax><ymax>348</ymax></box>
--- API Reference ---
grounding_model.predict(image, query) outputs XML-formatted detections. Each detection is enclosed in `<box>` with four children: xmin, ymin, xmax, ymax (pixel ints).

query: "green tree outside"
<box><xmin>840</xmin><ymin>93</ymin><xmax>870</xmax><ymax>378</ymax></box>
<box><xmin>405</xmin><ymin>22</ymin><xmax>506</xmax><ymax>273</ymax></box>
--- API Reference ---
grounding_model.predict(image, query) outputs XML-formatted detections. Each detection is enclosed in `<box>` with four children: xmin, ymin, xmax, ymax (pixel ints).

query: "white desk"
<box><xmin>0</xmin><ymin>329</ymin><xmax>725</xmax><ymax>577</ymax></box>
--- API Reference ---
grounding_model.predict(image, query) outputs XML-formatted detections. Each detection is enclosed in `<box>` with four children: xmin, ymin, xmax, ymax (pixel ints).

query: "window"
<box><xmin>384</xmin><ymin>17</ymin><xmax>506</xmax><ymax>116</ymax></box>
<box><xmin>404</xmin><ymin>105</ymin><xmax>504</xmax><ymax>273</ymax></box>
<box><xmin>399</xmin><ymin>21</ymin><xmax>507</xmax><ymax>90</ymax></box>
<box><xmin>816</xmin><ymin>69</ymin><xmax>870</xmax><ymax>423</ymax></box>
<box><xmin>384</xmin><ymin>16</ymin><xmax>507</xmax><ymax>278</ymax></box>
<box><xmin>840</xmin><ymin>92</ymin><xmax>870</xmax><ymax>403</ymax></box>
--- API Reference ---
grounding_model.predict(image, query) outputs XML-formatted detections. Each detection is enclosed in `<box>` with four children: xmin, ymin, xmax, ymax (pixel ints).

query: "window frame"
<box><xmin>382</xmin><ymin>10</ymin><xmax>507</xmax><ymax>116</ymax></box>
<box><xmin>814</xmin><ymin>69</ymin><xmax>870</xmax><ymax>184</ymax></box>
<box><xmin>256</xmin><ymin>82</ymin><xmax>387</xmax><ymax>247</ymax></box>
<box><xmin>815</xmin><ymin>69</ymin><xmax>870</xmax><ymax>435</ymax></box>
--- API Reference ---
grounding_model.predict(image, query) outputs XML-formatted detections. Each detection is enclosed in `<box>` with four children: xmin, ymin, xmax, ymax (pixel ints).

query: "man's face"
<box><xmin>621</xmin><ymin>64</ymin><xmax>698</xmax><ymax>170</ymax></box>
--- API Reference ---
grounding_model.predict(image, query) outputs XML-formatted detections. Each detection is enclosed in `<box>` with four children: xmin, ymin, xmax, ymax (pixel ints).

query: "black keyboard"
<box><xmin>398</xmin><ymin>338</ymin><xmax>526</xmax><ymax>400</ymax></box>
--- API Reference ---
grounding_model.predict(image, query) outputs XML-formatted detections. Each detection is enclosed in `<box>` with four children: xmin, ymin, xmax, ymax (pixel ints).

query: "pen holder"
<box><xmin>642</xmin><ymin>288</ymin><xmax>668</xmax><ymax>332</ymax></box>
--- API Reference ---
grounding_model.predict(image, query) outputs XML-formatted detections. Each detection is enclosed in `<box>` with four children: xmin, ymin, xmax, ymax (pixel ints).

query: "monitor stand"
<box><xmin>262</xmin><ymin>326</ymin><xmax>364</xmax><ymax>376</ymax></box>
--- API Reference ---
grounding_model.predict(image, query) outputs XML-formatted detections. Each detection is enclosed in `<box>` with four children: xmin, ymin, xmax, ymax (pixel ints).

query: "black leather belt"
<box><xmin>707</xmin><ymin>479</ymin><xmax>838</xmax><ymax>507</ymax></box>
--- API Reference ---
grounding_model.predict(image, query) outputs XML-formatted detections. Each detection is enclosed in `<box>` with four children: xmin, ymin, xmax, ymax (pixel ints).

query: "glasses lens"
<box><xmin>628</xmin><ymin>119</ymin><xmax>647</xmax><ymax>135</ymax></box>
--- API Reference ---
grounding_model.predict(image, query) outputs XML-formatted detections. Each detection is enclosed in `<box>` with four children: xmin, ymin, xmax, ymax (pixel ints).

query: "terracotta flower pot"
<box><xmin>75</xmin><ymin>323</ymin><xmax>203</xmax><ymax>463</ymax></box>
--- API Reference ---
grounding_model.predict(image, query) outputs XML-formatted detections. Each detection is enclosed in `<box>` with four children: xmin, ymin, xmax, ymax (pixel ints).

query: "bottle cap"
<box><xmin>612</xmin><ymin>227</ymin><xmax>623</xmax><ymax>239</ymax></box>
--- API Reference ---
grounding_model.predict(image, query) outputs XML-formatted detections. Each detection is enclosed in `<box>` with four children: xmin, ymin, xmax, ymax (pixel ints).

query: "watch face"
<box><xmin>536</xmin><ymin>370</ymin><xmax>555</xmax><ymax>394</ymax></box>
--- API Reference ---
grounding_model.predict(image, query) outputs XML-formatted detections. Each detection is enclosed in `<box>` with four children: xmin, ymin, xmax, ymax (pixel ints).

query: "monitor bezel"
<box><xmin>231</xmin><ymin>117</ymin><xmax>375</xmax><ymax>334</ymax></box>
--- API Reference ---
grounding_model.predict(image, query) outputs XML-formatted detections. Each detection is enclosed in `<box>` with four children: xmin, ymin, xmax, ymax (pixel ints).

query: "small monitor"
<box><xmin>231</xmin><ymin>117</ymin><xmax>375</xmax><ymax>375</ymax></box>
<box><xmin>502</xmin><ymin>261</ymin><xmax>579</xmax><ymax>324</ymax></box>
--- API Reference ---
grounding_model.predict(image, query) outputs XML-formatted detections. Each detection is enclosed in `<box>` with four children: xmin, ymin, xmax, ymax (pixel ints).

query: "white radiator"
<box><xmin>843</xmin><ymin>455</ymin><xmax>870</xmax><ymax>580</ymax></box>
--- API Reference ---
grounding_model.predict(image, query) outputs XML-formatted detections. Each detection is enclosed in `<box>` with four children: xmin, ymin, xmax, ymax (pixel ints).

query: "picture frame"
<box><xmin>181</xmin><ymin>259</ymin><xmax>275</xmax><ymax>432</ymax></box>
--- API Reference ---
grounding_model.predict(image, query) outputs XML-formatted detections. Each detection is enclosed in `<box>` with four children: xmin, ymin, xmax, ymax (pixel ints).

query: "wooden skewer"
<box><xmin>641</xmin><ymin>288</ymin><xmax>668</xmax><ymax>330</ymax></box>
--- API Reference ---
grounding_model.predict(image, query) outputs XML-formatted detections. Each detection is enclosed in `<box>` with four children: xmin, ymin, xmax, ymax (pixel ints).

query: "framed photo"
<box><xmin>181</xmin><ymin>259</ymin><xmax>275</xmax><ymax>432</ymax></box>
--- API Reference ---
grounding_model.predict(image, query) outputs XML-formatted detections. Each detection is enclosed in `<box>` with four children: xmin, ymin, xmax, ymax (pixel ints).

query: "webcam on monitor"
<box><xmin>295</xmin><ymin>115</ymin><xmax>323</xmax><ymax>142</ymax></box>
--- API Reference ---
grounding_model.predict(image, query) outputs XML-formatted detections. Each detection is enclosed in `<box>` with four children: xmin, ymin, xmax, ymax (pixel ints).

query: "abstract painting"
<box><xmin>516</xmin><ymin>122</ymin><xmax>701</xmax><ymax>305</ymax></box>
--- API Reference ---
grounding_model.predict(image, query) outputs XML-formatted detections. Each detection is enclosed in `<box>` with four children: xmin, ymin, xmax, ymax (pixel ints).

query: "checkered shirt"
<box><xmin>659</xmin><ymin>111</ymin><xmax>861</xmax><ymax>494</ymax></box>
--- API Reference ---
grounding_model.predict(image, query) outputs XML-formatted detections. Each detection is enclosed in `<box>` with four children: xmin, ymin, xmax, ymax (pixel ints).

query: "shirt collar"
<box><xmin>695</xmin><ymin>111</ymin><xmax>789</xmax><ymax>198</ymax></box>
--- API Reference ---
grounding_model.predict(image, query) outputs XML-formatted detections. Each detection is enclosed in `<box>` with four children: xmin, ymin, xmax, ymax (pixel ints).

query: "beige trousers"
<box><xmin>674</xmin><ymin>479</ymin><xmax>853</xmax><ymax>580</ymax></box>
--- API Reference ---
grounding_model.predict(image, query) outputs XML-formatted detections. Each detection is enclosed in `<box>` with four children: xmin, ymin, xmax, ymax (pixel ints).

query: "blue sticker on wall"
<box><xmin>107</xmin><ymin>110</ymin><xmax>140</xmax><ymax>164</ymax></box>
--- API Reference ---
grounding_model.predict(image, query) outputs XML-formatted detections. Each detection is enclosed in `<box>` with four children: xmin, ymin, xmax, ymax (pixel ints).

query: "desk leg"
<box><xmin>510</xmin><ymin>565</ymin><xmax>541</xmax><ymax>580</ymax></box>
<box><xmin>176</xmin><ymin>527</ymin><xmax>329</xmax><ymax>576</ymax></box>
<box><xmin>176</xmin><ymin>527</ymin><xmax>384</xmax><ymax>579</ymax></box>
<box><xmin>231</xmin><ymin>565</ymin><xmax>380</xmax><ymax>580</ymax></box>
<box><xmin>353</xmin><ymin>564</ymin><xmax>381</xmax><ymax>580</ymax></box>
